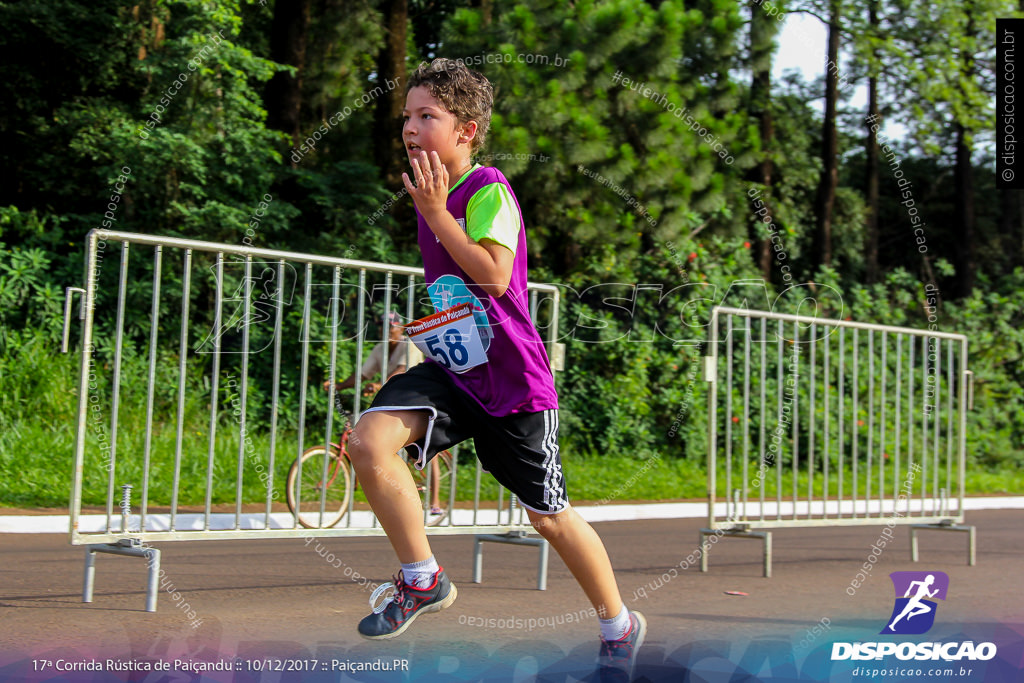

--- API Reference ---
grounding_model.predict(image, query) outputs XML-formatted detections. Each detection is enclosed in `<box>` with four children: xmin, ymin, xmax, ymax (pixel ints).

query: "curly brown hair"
<box><xmin>406</xmin><ymin>58</ymin><xmax>493</xmax><ymax>152</ymax></box>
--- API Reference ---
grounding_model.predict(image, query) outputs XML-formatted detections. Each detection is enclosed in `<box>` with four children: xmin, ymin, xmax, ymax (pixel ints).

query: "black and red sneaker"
<box><xmin>598</xmin><ymin>610</ymin><xmax>647</xmax><ymax>681</ymax></box>
<box><xmin>358</xmin><ymin>568</ymin><xmax>457</xmax><ymax>640</ymax></box>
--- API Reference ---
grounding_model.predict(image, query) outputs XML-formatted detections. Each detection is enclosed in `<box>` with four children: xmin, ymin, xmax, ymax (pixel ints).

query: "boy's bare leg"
<box><xmin>526</xmin><ymin>507</ymin><xmax>623</xmax><ymax>620</ymax></box>
<box><xmin>348</xmin><ymin>410</ymin><xmax>431</xmax><ymax>563</ymax></box>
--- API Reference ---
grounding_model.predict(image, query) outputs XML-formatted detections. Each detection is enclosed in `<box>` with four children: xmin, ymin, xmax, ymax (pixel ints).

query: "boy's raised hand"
<box><xmin>402</xmin><ymin>150</ymin><xmax>449</xmax><ymax>217</ymax></box>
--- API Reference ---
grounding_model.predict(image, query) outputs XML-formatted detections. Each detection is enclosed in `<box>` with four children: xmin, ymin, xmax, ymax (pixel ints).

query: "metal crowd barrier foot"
<box><xmin>472</xmin><ymin>531</ymin><xmax>550</xmax><ymax>590</ymax></box>
<box><xmin>699</xmin><ymin>528</ymin><xmax>773</xmax><ymax>578</ymax></box>
<box><xmin>83</xmin><ymin>539</ymin><xmax>161</xmax><ymax>612</ymax></box>
<box><xmin>909</xmin><ymin>523</ymin><xmax>976</xmax><ymax>566</ymax></box>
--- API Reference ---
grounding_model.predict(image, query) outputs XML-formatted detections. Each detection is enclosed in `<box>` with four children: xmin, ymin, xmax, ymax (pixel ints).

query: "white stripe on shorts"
<box><xmin>540</xmin><ymin>409</ymin><xmax>566</xmax><ymax>511</ymax></box>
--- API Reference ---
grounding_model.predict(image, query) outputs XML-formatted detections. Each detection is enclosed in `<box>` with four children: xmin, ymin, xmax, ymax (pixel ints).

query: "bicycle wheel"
<box><xmin>406</xmin><ymin>450</ymin><xmax>454</xmax><ymax>527</ymax></box>
<box><xmin>286</xmin><ymin>445</ymin><xmax>351</xmax><ymax>529</ymax></box>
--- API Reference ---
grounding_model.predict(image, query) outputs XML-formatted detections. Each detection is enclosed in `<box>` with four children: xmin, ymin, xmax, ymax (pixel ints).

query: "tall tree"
<box><xmin>746</xmin><ymin>0</ymin><xmax>785</xmax><ymax>280</ymax></box>
<box><xmin>374</xmin><ymin>0</ymin><xmax>409</xmax><ymax>188</ymax></box>
<box><xmin>811</xmin><ymin>0</ymin><xmax>841</xmax><ymax>268</ymax></box>
<box><xmin>950</xmin><ymin>5</ymin><xmax>978</xmax><ymax>298</ymax></box>
<box><xmin>441</xmin><ymin>0</ymin><xmax>747</xmax><ymax>277</ymax></box>
<box><xmin>265</xmin><ymin>0</ymin><xmax>311</xmax><ymax>147</ymax></box>
<box><xmin>862</xmin><ymin>0</ymin><xmax>881</xmax><ymax>283</ymax></box>
<box><xmin>888</xmin><ymin>0</ymin><xmax>1002</xmax><ymax>297</ymax></box>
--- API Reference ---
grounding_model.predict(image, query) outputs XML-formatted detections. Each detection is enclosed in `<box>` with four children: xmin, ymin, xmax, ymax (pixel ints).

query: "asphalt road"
<box><xmin>1</xmin><ymin>510</ymin><xmax>1021</xmax><ymax>682</ymax></box>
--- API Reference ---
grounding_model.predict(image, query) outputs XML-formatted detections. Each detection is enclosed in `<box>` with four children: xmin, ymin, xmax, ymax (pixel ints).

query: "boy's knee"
<box><xmin>345</xmin><ymin>428</ymin><xmax>375</xmax><ymax>467</ymax></box>
<box><xmin>530</xmin><ymin>509</ymin><xmax>572</xmax><ymax>539</ymax></box>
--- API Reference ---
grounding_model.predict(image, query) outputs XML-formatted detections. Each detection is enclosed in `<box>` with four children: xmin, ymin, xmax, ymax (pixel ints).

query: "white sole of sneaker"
<box><xmin>598</xmin><ymin>610</ymin><xmax>648</xmax><ymax>681</ymax></box>
<box><xmin>625</xmin><ymin>610</ymin><xmax>647</xmax><ymax>680</ymax></box>
<box><xmin>360</xmin><ymin>582</ymin><xmax>458</xmax><ymax>641</ymax></box>
<box><xmin>632</xmin><ymin>610</ymin><xmax>647</xmax><ymax>651</ymax></box>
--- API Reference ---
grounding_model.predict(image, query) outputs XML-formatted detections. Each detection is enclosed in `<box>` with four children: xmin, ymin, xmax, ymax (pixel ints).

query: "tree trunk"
<box><xmin>951</xmin><ymin>3</ymin><xmax>977</xmax><ymax>298</ymax></box>
<box><xmin>478</xmin><ymin>0</ymin><xmax>493</xmax><ymax>26</ymax></box>
<box><xmin>952</xmin><ymin>123</ymin><xmax>976</xmax><ymax>297</ymax></box>
<box><xmin>998</xmin><ymin>186</ymin><xmax>1018</xmax><ymax>264</ymax></box>
<box><xmin>749</xmin><ymin>0</ymin><xmax>775</xmax><ymax>281</ymax></box>
<box><xmin>374</xmin><ymin>0</ymin><xmax>409</xmax><ymax>189</ymax></box>
<box><xmin>265</xmin><ymin>0</ymin><xmax>310</xmax><ymax>148</ymax></box>
<box><xmin>812</xmin><ymin>0</ymin><xmax>840</xmax><ymax>269</ymax></box>
<box><xmin>863</xmin><ymin>0</ymin><xmax>880</xmax><ymax>283</ymax></box>
<box><xmin>1020</xmin><ymin>1</ymin><xmax>1024</xmax><ymax>265</ymax></box>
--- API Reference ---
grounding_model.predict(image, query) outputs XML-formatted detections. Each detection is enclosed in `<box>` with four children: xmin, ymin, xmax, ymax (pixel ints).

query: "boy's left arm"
<box><xmin>403</xmin><ymin>150</ymin><xmax>513</xmax><ymax>297</ymax></box>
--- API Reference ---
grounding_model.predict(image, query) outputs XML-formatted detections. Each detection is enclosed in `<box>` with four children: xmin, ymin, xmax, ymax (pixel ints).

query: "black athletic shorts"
<box><xmin>363</xmin><ymin>362</ymin><xmax>568</xmax><ymax>514</ymax></box>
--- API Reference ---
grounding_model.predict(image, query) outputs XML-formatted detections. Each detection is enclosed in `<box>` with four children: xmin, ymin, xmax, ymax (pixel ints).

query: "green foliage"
<box><xmin>440</xmin><ymin>0</ymin><xmax>749</xmax><ymax>274</ymax></box>
<box><xmin>0</xmin><ymin>0</ymin><xmax>1021</xmax><ymax>510</ymax></box>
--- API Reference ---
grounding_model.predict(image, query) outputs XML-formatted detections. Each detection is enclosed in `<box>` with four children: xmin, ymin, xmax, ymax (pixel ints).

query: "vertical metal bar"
<box><xmin>83</xmin><ymin>549</ymin><xmax>96</xmax><ymax>603</ymax></box>
<box><xmin>879</xmin><ymin>331</ymin><xmax>887</xmax><ymax>517</ymax></box>
<box><xmin>107</xmin><ymin>242</ymin><xmax>130</xmax><ymax>533</ymax></box>
<box><xmin>724</xmin><ymin>315</ymin><xmax>733</xmax><ymax>512</ymax></box>
<box><xmin>775</xmin><ymin>318</ymin><xmax>783</xmax><ymax>520</ymax></box>
<box><xmin>473</xmin><ymin>457</ymin><xmax>482</xmax><ymax>527</ymax></box>
<box><xmin>851</xmin><ymin>328</ymin><xmax>859</xmax><ymax>517</ymax></box>
<box><xmin>354</xmin><ymin>269</ymin><xmax>367</xmax><ymax>420</ymax></box>
<box><xmin>266</xmin><ymin>260</ymin><xmax>285</xmax><ymax>524</ymax></box>
<box><xmin>423</xmin><ymin>450</ymin><xmax>433</xmax><ymax>526</ymax></box>
<box><xmin>920</xmin><ymin>335</ymin><xmax>929</xmax><ymax>512</ymax></box>
<box><xmin>808</xmin><ymin>323</ymin><xmax>816</xmax><ymax>519</ymax></box>
<box><xmin>758</xmin><ymin>317</ymin><xmax>767</xmax><ymax>520</ymax></box>
<box><xmin>837</xmin><ymin>326</ymin><xmax>845</xmax><ymax>518</ymax></box>
<box><xmin>141</xmin><ymin>246</ymin><xmax>163</xmax><ymax>534</ymax></box>
<box><xmin>234</xmin><ymin>257</ymin><xmax>252</xmax><ymax>530</ymax></box>
<box><xmin>931</xmin><ymin>338</ymin><xmax>941</xmax><ymax>511</ymax></box>
<box><xmin>447</xmin><ymin>444</ymin><xmax>458</xmax><ymax>527</ymax></box>
<box><xmin>893</xmin><ymin>334</ymin><xmax>903</xmax><ymax>508</ymax></box>
<box><xmin>322</xmin><ymin>266</ymin><xmax>341</xmax><ymax>527</ymax></box>
<box><xmin>144</xmin><ymin>547</ymin><xmax>161</xmax><ymax>612</ymax></box>
<box><xmin>823</xmin><ymin>323</ymin><xmax>830</xmax><ymax>517</ymax></box>
<box><xmin>204</xmin><ymin>254</ymin><xmax>223</xmax><ymax>531</ymax></box>
<box><xmin>537</xmin><ymin>540</ymin><xmax>549</xmax><ymax>590</ymax></box>
<box><xmin>473</xmin><ymin>538</ymin><xmax>483</xmax><ymax>582</ymax></box>
<box><xmin>294</xmin><ymin>263</ymin><xmax>313</xmax><ymax>529</ymax></box>
<box><xmin>741</xmin><ymin>316</ymin><xmax>751</xmax><ymax>520</ymax></box>
<box><xmin>957</xmin><ymin>337</ymin><xmax>968</xmax><ymax>520</ymax></box>
<box><xmin>866</xmin><ymin>329</ymin><xmax>874</xmax><ymax>515</ymax></box>
<box><xmin>62</xmin><ymin>287</ymin><xmax>83</xmax><ymax>353</ymax></box>
<box><xmin>706</xmin><ymin>308</ymin><xmax>719</xmax><ymax>529</ymax></box>
<box><xmin>945</xmin><ymin>341</ymin><xmax>955</xmax><ymax>513</ymax></box>
<box><xmin>406</xmin><ymin>274</ymin><xmax>416</xmax><ymax>368</ymax></box>
<box><xmin>381</xmin><ymin>270</ymin><xmax>393</xmax><ymax>379</ymax></box>
<box><xmin>530</xmin><ymin>289</ymin><xmax>538</xmax><ymax>321</ymax></box>
<box><xmin>907</xmin><ymin>336</ymin><xmax>916</xmax><ymax>519</ymax></box>
<box><xmin>71</xmin><ymin>232</ymin><xmax>100</xmax><ymax>544</ymax></box>
<box><xmin>170</xmin><ymin>249</ymin><xmax>192</xmax><ymax>531</ymax></box>
<box><xmin>548</xmin><ymin>288</ymin><xmax>561</xmax><ymax>361</ymax></box>
<box><xmin>352</xmin><ymin>268</ymin><xmax>367</xmax><ymax>527</ymax></box>
<box><xmin>790</xmin><ymin>321</ymin><xmax>799</xmax><ymax>519</ymax></box>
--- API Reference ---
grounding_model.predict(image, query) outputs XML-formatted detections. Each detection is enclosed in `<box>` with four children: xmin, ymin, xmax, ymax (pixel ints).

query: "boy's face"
<box><xmin>402</xmin><ymin>86</ymin><xmax>472</xmax><ymax>169</ymax></box>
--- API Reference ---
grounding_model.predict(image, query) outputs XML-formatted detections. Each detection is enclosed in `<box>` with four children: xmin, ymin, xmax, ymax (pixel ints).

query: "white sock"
<box><xmin>401</xmin><ymin>556</ymin><xmax>439</xmax><ymax>589</ymax></box>
<box><xmin>599</xmin><ymin>605</ymin><xmax>632</xmax><ymax>641</ymax></box>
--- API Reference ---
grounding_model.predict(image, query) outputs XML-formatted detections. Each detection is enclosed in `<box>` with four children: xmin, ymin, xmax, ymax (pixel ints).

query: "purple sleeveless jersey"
<box><xmin>416</xmin><ymin>165</ymin><xmax>558</xmax><ymax>416</ymax></box>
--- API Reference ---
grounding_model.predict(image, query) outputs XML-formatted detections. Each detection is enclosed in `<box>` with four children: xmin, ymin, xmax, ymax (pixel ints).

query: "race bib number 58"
<box><xmin>406</xmin><ymin>303</ymin><xmax>488</xmax><ymax>373</ymax></box>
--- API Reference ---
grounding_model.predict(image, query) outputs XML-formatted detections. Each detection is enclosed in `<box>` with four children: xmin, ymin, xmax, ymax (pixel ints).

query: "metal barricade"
<box><xmin>700</xmin><ymin>306</ymin><xmax>976</xmax><ymax>577</ymax></box>
<box><xmin>62</xmin><ymin>230</ymin><xmax>564</xmax><ymax>609</ymax></box>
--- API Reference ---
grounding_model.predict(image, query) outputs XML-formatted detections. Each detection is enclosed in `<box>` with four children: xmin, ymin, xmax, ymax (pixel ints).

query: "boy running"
<box><xmin>348</xmin><ymin>58</ymin><xmax>645</xmax><ymax>674</ymax></box>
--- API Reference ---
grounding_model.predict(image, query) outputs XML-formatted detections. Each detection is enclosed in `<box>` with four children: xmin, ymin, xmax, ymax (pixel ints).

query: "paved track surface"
<box><xmin>1</xmin><ymin>510</ymin><xmax>1021</xmax><ymax>681</ymax></box>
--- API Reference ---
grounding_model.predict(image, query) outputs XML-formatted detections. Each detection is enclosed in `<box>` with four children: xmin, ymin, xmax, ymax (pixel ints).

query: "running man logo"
<box><xmin>881</xmin><ymin>571</ymin><xmax>949</xmax><ymax>635</ymax></box>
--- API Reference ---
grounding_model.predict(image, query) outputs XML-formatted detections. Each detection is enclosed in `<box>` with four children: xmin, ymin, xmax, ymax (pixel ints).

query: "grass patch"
<box><xmin>2</xmin><ymin>336</ymin><xmax>1020</xmax><ymax>511</ymax></box>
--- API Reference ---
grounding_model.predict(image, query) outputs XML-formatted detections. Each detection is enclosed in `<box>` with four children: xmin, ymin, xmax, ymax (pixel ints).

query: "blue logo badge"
<box><xmin>881</xmin><ymin>571</ymin><xmax>949</xmax><ymax>635</ymax></box>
